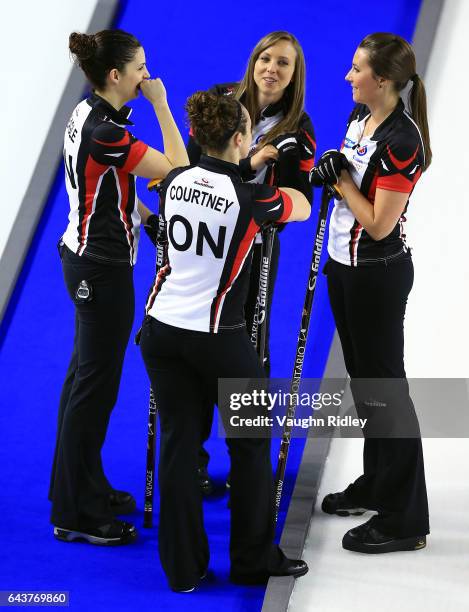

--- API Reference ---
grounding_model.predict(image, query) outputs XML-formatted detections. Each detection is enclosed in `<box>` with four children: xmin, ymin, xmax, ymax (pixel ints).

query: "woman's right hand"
<box><xmin>140</xmin><ymin>78</ymin><xmax>167</xmax><ymax>107</ymax></box>
<box><xmin>249</xmin><ymin>144</ymin><xmax>279</xmax><ymax>170</ymax></box>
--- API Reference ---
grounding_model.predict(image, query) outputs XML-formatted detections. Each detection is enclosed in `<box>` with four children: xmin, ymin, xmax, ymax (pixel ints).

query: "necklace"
<box><xmin>361</xmin><ymin>116</ymin><xmax>377</xmax><ymax>139</ymax></box>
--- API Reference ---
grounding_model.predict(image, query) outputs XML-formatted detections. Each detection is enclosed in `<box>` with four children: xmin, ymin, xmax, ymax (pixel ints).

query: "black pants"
<box><xmin>140</xmin><ymin>317</ymin><xmax>284</xmax><ymax>590</ymax></box>
<box><xmin>325</xmin><ymin>256</ymin><xmax>429</xmax><ymax>537</ymax></box>
<box><xmin>199</xmin><ymin>235</ymin><xmax>280</xmax><ymax>467</ymax></box>
<box><xmin>49</xmin><ymin>245</ymin><xmax>134</xmax><ymax>528</ymax></box>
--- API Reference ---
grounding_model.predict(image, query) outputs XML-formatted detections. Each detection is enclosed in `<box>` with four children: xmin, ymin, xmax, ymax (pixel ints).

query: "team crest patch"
<box><xmin>356</xmin><ymin>145</ymin><xmax>367</xmax><ymax>156</ymax></box>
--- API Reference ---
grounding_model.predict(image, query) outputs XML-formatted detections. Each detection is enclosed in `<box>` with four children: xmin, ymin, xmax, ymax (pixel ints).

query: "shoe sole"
<box><xmin>231</xmin><ymin>565</ymin><xmax>309</xmax><ymax>585</ymax></box>
<box><xmin>171</xmin><ymin>571</ymin><xmax>207</xmax><ymax>593</ymax></box>
<box><xmin>272</xmin><ymin>564</ymin><xmax>309</xmax><ymax>579</ymax></box>
<box><xmin>322</xmin><ymin>506</ymin><xmax>368</xmax><ymax>517</ymax></box>
<box><xmin>172</xmin><ymin>586</ymin><xmax>196</xmax><ymax>593</ymax></box>
<box><xmin>54</xmin><ymin>526</ymin><xmax>137</xmax><ymax>546</ymax></box>
<box><xmin>343</xmin><ymin>534</ymin><xmax>426</xmax><ymax>554</ymax></box>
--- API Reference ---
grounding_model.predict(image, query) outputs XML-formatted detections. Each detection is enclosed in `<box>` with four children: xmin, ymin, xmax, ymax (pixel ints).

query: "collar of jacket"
<box><xmin>198</xmin><ymin>154</ymin><xmax>242</xmax><ymax>180</ymax></box>
<box><xmin>88</xmin><ymin>92</ymin><xmax>134</xmax><ymax>125</ymax></box>
<box><xmin>259</xmin><ymin>96</ymin><xmax>286</xmax><ymax>118</ymax></box>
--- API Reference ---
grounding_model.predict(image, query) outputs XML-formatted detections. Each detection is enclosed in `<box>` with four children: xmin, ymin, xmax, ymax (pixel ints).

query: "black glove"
<box><xmin>143</xmin><ymin>214</ymin><xmax>159</xmax><ymax>246</ymax></box>
<box><xmin>310</xmin><ymin>149</ymin><xmax>348</xmax><ymax>187</ymax></box>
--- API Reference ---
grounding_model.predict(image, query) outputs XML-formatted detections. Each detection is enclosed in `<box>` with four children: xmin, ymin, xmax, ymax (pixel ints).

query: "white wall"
<box><xmin>405</xmin><ymin>0</ymin><xmax>469</xmax><ymax>377</ymax></box>
<box><xmin>0</xmin><ymin>0</ymin><xmax>98</xmax><ymax>259</ymax></box>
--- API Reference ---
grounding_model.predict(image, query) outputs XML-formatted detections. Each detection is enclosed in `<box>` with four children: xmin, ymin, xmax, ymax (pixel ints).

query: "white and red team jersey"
<box><xmin>145</xmin><ymin>155</ymin><xmax>293</xmax><ymax>333</ymax></box>
<box><xmin>62</xmin><ymin>93</ymin><xmax>148</xmax><ymax>265</ymax></box>
<box><xmin>328</xmin><ymin>99</ymin><xmax>425</xmax><ymax>266</ymax></box>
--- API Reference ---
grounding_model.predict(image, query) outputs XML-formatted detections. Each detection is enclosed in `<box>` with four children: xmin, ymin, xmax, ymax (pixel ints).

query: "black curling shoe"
<box><xmin>171</xmin><ymin>570</ymin><xmax>208</xmax><ymax>593</ymax></box>
<box><xmin>342</xmin><ymin>520</ymin><xmax>426</xmax><ymax>554</ymax></box>
<box><xmin>54</xmin><ymin>519</ymin><xmax>137</xmax><ymax>546</ymax></box>
<box><xmin>109</xmin><ymin>489</ymin><xmax>136</xmax><ymax>515</ymax></box>
<box><xmin>270</xmin><ymin>558</ymin><xmax>309</xmax><ymax>579</ymax></box>
<box><xmin>322</xmin><ymin>490</ymin><xmax>368</xmax><ymax>517</ymax></box>
<box><xmin>230</xmin><ymin>558</ymin><xmax>309</xmax><ymax>585</ymax></box>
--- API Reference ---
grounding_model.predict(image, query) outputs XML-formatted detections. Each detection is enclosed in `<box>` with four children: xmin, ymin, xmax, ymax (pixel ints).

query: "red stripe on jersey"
<box><xmin>302</xmin><ymin>129</ymin><xmax>316</xmax><ymax>148</ymax></box>
<box><xmin>300</xmin><ymin>158</ymin><xmax>314</xmax><ymax>172</ymax></box>
<box><xmin>377</xmin><ymin>173</ymin><xmax>414</xmax><ymax>193</ymax></box>
<box><xmin>93</xmin><ymin>132</ymin><xmax>130</xmax><ymax>147</ymax></box>
<box><xmin>122</xmin><ymin>141</ymin><xmax>149</xmax><ymax>173</ymax></box>
<box><xmin>212</xmin><ymin>219</ymin><xmax>259</xmax><ymax>331</ymax></box>
<box><xmin>146</xmin><ymin>264</ymin><xmax>171</xmax><ymax>313</ymax></box>
<box><xmin>79</xmin><ymin>157</ymin><xmax>106</xmax><ymax>253</ymax></box>
<box><xmin>278</xmin><ymin>190</ymin><xmax>293</xmax><ymax>222</ymax></box>
<box><xmin>116</xmin><ymin>169</ymin><xmax>134</xmax><ymax>260</ymax></box>
<box><xmin>386</xmin><ymin>144</ymin><xmax>418</xmax><ymax>170</ymax></box>
<box><xmin>256</xmin><ymin>190</ymin><xmax>281</xmax><ymax>203</ymax></box>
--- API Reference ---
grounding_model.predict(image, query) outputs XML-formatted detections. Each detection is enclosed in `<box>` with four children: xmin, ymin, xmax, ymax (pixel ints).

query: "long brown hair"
<box><xmin>359</xmin><ymin>32</ymin><xmax>432</xmax><ymax>170</ymax></box>
<box><xmin>235</xmin><ymin>31</ymin><xmax>306</xmax><ymax>146</ymax></box>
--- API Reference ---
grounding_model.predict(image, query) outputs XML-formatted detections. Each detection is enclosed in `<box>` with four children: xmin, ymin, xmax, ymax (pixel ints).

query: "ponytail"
<box><xmin>409</xmin><ymin>74</ymin><xmax>432</xmax><ymax>170</ymax></box>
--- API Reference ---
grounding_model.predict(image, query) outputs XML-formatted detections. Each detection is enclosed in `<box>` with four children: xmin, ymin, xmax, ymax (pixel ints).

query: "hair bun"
<box><xmin>69</xmin><ymin>32</ymin><xmax>97</xmax><ymax>61</ymax></box>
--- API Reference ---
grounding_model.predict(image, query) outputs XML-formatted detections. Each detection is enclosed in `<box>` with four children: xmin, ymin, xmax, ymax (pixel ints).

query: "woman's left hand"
<box><xmin>315</xmin><ymin>149</ymin><xmax>349</xmax><ymax>185</ymax></box>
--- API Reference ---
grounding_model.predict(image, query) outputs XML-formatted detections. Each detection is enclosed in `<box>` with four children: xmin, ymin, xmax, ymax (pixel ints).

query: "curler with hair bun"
<box><xmin>69</xmin><ymin>32</ymin><xmax>97</xmax><ymax>61</ymax></box>
<box><xmin>68</xmin><ymin>29</ymin><xmax>141</xmax><ymax>90</ymax></box>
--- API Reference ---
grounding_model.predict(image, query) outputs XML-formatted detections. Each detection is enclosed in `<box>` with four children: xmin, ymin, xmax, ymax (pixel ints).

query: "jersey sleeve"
<box><xmin>376</xmin><ymin>131</ymin><xmax>424</xmax><ymax>194</ymax></box>
<box><xmin>251</xmin><ymin>184</ymin><xmax>293</xmax><ymax>225</ymax></box>
<box><xmin>90</xmin><ymin>122</ymin><xmax>148</xmax><ymax>172</ymax></box>
<box><xmin>275</xmin><ymin>112</ymin><xmax>316</xmax><ymax>204</ymax></box>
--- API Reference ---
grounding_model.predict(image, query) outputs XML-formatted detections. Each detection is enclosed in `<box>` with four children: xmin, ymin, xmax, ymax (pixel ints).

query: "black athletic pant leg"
<box><xmin>140</xmin><ymin>319</ymin><xmax>283</xmax><ymax>589</ymax></box>
<box><xmin>182</xmin><ymin>324</ymin><xmax>281</xmax><ymax>577</ymax></box>
<box><xmin>325</xmin><ymin>257</ymin><xmax>429</xmax><ymax>537</ymax></box>
<box><xmin>49</xmin><ymin>313</ymin><xmax>79</xmax><ymax>500</ymax></box>
<box><xmin>49</xmin><ymin>313</ymin><xmax>114</xmax><ymax>499</ymax></box>
<box><xmin>325</xmin><ymin>259</ymin><xmax>379</xmax><ymax>505</ymax></box>
<box><xmin>198</xmin><ymin>234</ymin><xmax>281</xmax><ymax>468</ymax></box>
<box><xmin>140</xmin><ymin>319</ymin><xmax>209</xmax><ymax>590</ymax></box>
<box><xmin>50</xmin><ymin>246</ymin><xmax>134</xmax><ymax>528</ymax></box>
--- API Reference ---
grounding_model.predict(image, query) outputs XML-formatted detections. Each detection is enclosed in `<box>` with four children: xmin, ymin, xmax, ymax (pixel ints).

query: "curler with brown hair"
<box><xmin>358</xmin><ymin>33</ymin><xmax>432</xmax><ymax>170</ymax></box>
<box><xmin>235</xmin><ymin>31</ymin><xmax>306</xmax><ymax>147</ymax></box>
<box><xmin>185</xmin><ymin>91</ymin><xmax>247</xmax><ymax>152</ymax></box>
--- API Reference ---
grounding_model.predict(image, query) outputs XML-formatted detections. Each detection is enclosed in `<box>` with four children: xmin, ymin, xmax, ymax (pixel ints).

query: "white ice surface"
<box><xmin>289</xmin><ymin>437</ymin><xmax>469</xmax><ymax>612</ymax></box>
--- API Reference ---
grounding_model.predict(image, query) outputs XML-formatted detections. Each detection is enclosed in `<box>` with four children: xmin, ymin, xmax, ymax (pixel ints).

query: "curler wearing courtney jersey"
<box><xmin>315</xmin><ymin>32</ymin><xmax>432</xmax><ymax>555</ymax></box>
<box><xmin>139</xmin><ymin>90</ymin><xmax>311</xmax><ymax>592</ymax></box>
